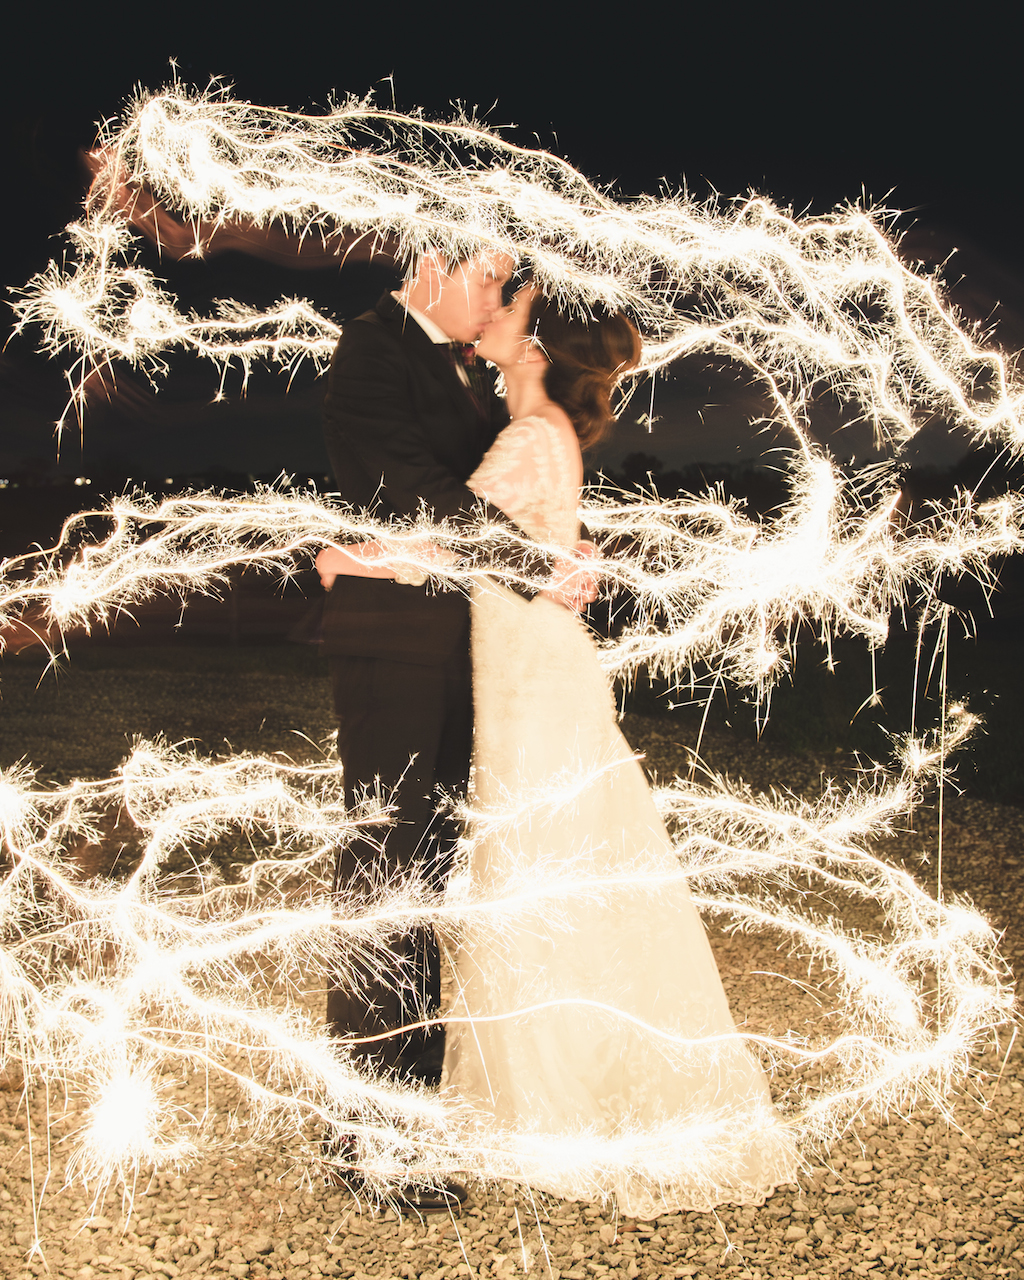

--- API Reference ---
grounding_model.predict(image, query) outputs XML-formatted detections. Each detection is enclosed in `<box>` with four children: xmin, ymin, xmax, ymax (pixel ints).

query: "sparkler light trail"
<box><xmin>2</xmin><ymin>84</ymin><xmax>1021</xmax><ymax>1213</ymax></box>
<box><xmin>0</xmin><ymin>466</ymin><xmax>1015</xmax><ymax>1206</ymax></box>
<box><xmin>11</xmin><ymin>84</ymin><xmax>1024</xmax><ymax>455</ymax></box>
<box><xmin>1</xmin><ymin>460</ymin><xmax>1020</xmax><ymax>694</ymax></box>
<box><xmin>0</xmin><ymin>728</ymin><xmax>1013</xmax><ymax>1205</ymax></box>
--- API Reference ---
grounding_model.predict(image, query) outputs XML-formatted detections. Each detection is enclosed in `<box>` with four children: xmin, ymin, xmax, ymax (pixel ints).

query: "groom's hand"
<box><xmin>540</xmin><ymin>541</ymin><xmax>601</xmax><ymax>613</ymax></box>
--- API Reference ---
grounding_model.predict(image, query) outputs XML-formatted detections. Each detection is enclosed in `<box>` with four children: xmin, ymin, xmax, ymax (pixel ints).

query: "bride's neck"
<box><xmin>501</xmin><ymin>361</ymin><xmax>554</xmax><ymax>421</ymax></box>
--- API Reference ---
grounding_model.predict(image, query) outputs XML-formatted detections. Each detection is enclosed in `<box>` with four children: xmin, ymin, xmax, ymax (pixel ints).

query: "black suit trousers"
<box><xmin>325</xmin><ymin>647</ymin><xmax>472</xmax><ymax>1086</ymax></box>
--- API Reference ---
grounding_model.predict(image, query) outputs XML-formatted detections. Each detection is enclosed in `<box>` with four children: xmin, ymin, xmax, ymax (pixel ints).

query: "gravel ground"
<box><xmin>0</xmin><ymin>647</ymin><xmax>1022</xmax><ymax>1280</ymax></box>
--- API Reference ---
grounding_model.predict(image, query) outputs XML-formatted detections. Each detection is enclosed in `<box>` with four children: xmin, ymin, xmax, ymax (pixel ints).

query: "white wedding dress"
<box><xmin>441</xmin><ymin>414</ymin><xmax>798</xmax><ymax>1215</ymax></box>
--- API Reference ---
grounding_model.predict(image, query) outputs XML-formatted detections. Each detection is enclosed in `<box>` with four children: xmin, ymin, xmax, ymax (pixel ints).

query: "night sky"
<box><xmin>4</xmin><ymin>4</ymin><xmax>1024</xmax><ymax>480</ymax></box>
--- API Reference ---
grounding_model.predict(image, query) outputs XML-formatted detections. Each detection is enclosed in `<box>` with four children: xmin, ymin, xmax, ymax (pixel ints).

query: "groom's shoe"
<box><xmin>319</xmin><ymin>1130</ymin><xmax>365</xmax><ymax>1192</ymax></box>
<box><xmin>320</xmin><ymin>1131</ymin><xmax>467</xmax><ymax>1213</ymax></box>
<box><xmin>393</xmin><ymin>1178</ymin><xmax>468</xmax><ymax>1215</ymax></box>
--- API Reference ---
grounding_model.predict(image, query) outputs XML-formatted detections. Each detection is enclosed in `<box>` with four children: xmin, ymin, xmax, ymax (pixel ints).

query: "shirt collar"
<box><xmin>391</xmin><ymin>292</ymin><xmax>455</xmax><ymax>345</ymax></box>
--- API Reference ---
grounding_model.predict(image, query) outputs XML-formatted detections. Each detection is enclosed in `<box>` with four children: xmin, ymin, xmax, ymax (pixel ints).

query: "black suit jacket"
<box><xmin>321</xmin><ymin>293</ymin><xmax>512</xmax><ymax>663</ymax></box>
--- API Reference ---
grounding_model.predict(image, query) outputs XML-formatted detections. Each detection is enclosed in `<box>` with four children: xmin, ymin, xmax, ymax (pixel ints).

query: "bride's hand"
<box><xmin>316</xmin><ymin>542</ymin><xmax>395</xmax><ymax>588</ymax></box>
<box><xmin>316</xmin><ymin>538</ymin><xmax>454</xmax><ymax>589</ymax></box>
<box><xmin>316</xmin><ymin>546</ymin><xmax>351</xmax><ymax>590</ymax></box>
<box><xmin>85</xmin><ymin>147</ymin><xmax>207</xmax><ymax>259</ymax></box>
<box><xmin>540</xmin><ymin>540</ymin><xmax>601</xmax><ymax>612</ymax></box>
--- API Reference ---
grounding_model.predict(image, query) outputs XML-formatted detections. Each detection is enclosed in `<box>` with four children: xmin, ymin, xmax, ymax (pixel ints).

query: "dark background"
<box><xmin>4</xmin><ymin>1</ymin><xmax>1024</xmax><ymax>490</ymax></box>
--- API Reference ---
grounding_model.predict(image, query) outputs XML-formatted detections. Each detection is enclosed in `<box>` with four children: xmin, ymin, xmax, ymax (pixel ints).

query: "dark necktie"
<box><xmin>445</xmin><ymin>342</ymin><xmax>488</xmax><ymax>416</ymax></box>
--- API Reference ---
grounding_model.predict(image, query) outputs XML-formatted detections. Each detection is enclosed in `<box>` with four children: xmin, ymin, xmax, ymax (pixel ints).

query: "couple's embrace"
<box><xmin>316</xmin><ymin>251</ymin><xmax>796</xmax><ymax>1216</ymax></box>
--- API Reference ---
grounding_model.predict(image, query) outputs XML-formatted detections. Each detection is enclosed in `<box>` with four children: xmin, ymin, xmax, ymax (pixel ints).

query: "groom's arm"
<box><xmin>323</xmin><ymin>321</ymin><xmax>551</xmax><ymax>594</ymax></box>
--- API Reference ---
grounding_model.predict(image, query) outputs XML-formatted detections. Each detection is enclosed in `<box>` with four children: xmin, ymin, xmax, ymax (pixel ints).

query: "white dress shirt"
<box><xmin>392</xmin><ymin>293</ymin><xmax>471</xmax><ymax>386</ymax></box>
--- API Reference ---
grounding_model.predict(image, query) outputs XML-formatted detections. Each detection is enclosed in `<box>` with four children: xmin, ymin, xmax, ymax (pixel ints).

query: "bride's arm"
<box><xmin>316</xmin><ymin>543</ymin><xmax>395</xmax><ymax>590</ymax></box>
<box><xmin>315</xmin><ymin>528</ymin><xmax>596</xmax><ymax>604</ymax></box>
<box><xmin>543</xmin><ymin>541</ymin><xmax>601</xmax><ymax>612</ymax></box>
<box><xmin>316</xmin><ymin>539</ymin><xmax>453</xmax><ymax>590</ymax></box>
<box><xmin>84</xmin><ymin>148</ymin><xmax>400</xmax><ymax>267</ymax></box>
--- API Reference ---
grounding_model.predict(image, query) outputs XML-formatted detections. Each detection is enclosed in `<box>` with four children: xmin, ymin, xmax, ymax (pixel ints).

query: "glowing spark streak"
<box><xmin>1</xmin><ymin>465</ymin><xmax>1021</xmax><ymax>699</ymax></box>
<box><xmin>0</xmin><ymin>722</ymin><xmax>1013</xmax><ymax>1201</ymax></box>
<box><xmin>2</xmin><ymin>85</ymin><xmax>1020</xmax><ymax>1209</ymax></box>
<box><xmin>11</xmin><ymin>85</ymin><xmax>1024</xmax><ymax>455</ymax></box>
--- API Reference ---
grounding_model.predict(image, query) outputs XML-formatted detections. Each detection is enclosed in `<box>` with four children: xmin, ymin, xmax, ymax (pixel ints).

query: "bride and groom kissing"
<box><xmin>316</xmin><ymin>249</ymin><xmax>796</xmax><ymax>1215</ymax></box>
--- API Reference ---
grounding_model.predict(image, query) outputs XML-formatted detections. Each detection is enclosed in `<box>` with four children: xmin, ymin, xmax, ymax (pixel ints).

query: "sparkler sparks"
<box><xmin>0</xmin><ymin>475</ymin><xmax>1015</xmax><ymax>1207</ymax></box>
<box><xmin>2</xmin><ymin>83</ymin><xmax>1021</xmax><ymax>1214</ymax></box>
<box><xmin>1</xmin><ymin>459</ymin><xmax>1019</xmax><ymax>695</ymax></box>
<box><xmin>11</xmin><ymin>83</ymin><xmax>1024</xmax><ymax>454</ymax></box>
<box><xmin>0</xmin><ymin>724</ymin><xmax>1013</xmax><ymax>1208</ymax></box>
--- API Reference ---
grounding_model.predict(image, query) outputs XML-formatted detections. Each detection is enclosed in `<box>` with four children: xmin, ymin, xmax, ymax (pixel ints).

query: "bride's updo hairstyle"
<box><xmin>528</xmin><ymin>292</ymin><xmax>642</xmax><ymax>450</ymax></box>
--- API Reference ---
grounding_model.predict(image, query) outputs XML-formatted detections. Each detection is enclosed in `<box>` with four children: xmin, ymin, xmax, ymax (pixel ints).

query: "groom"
<box><xmin>320</xmin><ymin>250</ymin><xmax>513</xmax><ymax>1087</ymax></box>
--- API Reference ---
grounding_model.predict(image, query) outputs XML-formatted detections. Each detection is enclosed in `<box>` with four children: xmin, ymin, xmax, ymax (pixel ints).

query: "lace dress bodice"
<box><xmin>467</xmin><ymin>412</ymin><xmax>582</xmax><ymax>547</ymax></box>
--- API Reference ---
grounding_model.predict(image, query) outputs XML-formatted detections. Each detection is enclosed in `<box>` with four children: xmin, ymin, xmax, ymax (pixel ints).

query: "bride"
<box><xmin>321</xmin><ymin>283</ymin><xmax>797</xmax><ymax>1214</ymax></box>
